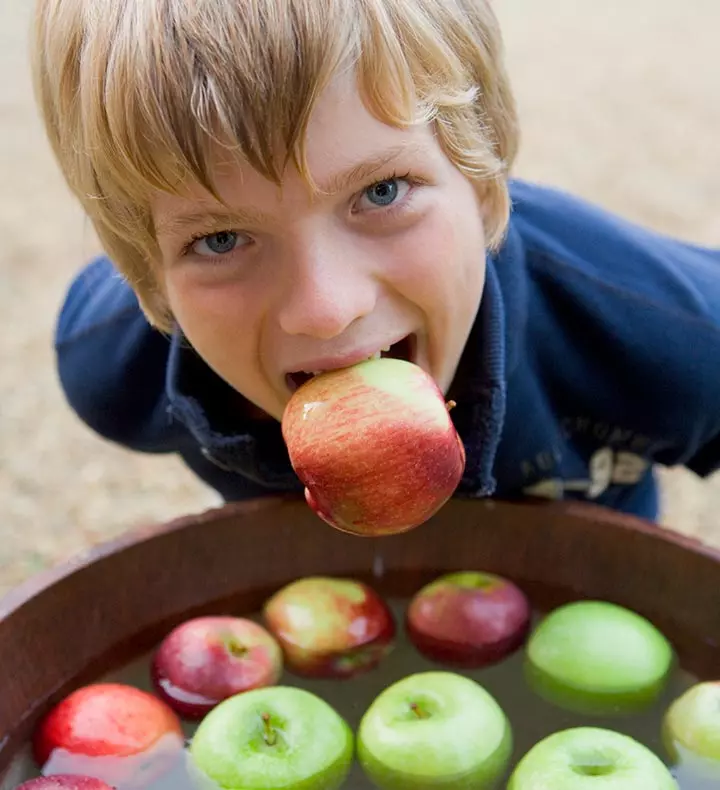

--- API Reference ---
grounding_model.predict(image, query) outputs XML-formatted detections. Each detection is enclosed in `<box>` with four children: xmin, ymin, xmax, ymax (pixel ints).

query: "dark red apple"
<box><xmin>33</xmin><ymin>683</ymin><xmax>184</xmax><ymax>788</ymax></box>
<box><xmin>263</xmin><ymin>576</ymin><xmax>395</xmax><ymax>678</ymax></box>
<box><xmin>151</xmin><ymin>615</ymin><xmax>283</xmax><ymax>718</ymax></box>
<box><xmin>406</xmin><ymin>571</ymin><xmax>531</xmax><ymax>667</ymax></box>
<box><xmin>281</xmin><ymin>357</ymin><xmax>466</xmax><ymax>536</ymax></box>
<box><xmin>16</xmin><ymin>777</ymin><xmax>115</xmax><ymax>789</ymax></box>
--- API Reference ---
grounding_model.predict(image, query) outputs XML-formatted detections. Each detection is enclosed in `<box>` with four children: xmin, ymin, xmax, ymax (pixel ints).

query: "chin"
<box><xmin>430</xmin><ymin>355</ymin><xmax>459</xmax><ymax>397</ymax></box>
<box><xmin>263</xmin><ymin>400</ymin><xmax>287</xmax><ymax>421</ymax></box>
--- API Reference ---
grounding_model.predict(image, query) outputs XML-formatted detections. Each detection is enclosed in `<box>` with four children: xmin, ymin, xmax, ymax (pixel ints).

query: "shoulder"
<box><xmin>54</xmin><ymin>255</ymin><xmax>178</xmax><ymax>451</ymax></box>
<box><xmin>55</xmin><ymin>255</ymin><xmax>142</xmax><ymax>346</ymax></box>
<box><xmin>502</xmin><ymin>179</ymin><xmax>720</xmax><ymax>454</ymax></box>
<box><xmin>507</xmin><ymin>178</ymin><xmax>720</xmax><ymax>326</ymax></box>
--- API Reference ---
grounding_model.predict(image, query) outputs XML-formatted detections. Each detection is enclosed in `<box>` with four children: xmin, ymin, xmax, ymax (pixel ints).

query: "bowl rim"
<box><xmin>2</xmin><ymin>494</ymin><xmax>719</xmax><ymax>620</ymax></box>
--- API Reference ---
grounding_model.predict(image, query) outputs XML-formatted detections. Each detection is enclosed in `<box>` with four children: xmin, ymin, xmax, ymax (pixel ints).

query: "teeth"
<box><xmin>302</xmin><ymin>347</ymin><xmax>391</xmax><ymax>376</ymax></box>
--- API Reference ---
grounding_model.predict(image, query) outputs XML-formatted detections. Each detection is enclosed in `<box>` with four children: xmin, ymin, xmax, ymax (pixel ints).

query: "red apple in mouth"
<box><xmin>406</xmin><ymin>571</ymin><xmax>531</xmax><ymax>668</ymax></box>
<box><xmin>281</xmin><ymin>355</ymin><xmax>466</xmax><ymax>536</ymax></box>
<box><xmin>262</xmin><ymin>576</ymin><xmax>395</xmax><ymax>678</ymax></box>
<box><xmin>150</xmin><ymin>616</ymin><xmax>284</xmax><ymax>719</ymax></box>
<box><xmin>33</xmin><ymin>683</ymin><xmax>184</xmax><ymax>788</ymax></box>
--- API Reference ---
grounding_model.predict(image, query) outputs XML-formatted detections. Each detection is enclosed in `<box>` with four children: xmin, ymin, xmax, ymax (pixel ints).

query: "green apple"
<box><xmin>662</xmin><ymin>681</ymin><xmax>720</xmax><ymax>782</ymax></box>
<box><xmin>525</xmin><ymin>600</ymin><xmax>674</xmax><ymax>715</ymax></box>
<box><xmin>187</xmin><ymin>686</ymin><xmax>353</xmax><ymax>790</ymax></box>
<box><xmin>357</xmin><ymin>671</ymin><xmax>512</xmax><ymax>790</ymax></box>
<box><xmin>507</xmin><ymin>727</ymin><xmax>678</xmax><ymax>789</ymax></box>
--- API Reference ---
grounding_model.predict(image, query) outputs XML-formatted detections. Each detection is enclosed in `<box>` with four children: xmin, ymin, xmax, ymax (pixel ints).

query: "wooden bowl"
<box><xmin>1</xmin><ymin>494</ymin><xmax>719</xmax><ymax>780</ymax></box>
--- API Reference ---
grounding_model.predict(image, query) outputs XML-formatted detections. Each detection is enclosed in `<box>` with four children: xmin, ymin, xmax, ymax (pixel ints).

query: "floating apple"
<box><xmin>263</xmin><ymin>576</ymin><xmax>395</xmax><ymax>678</ymax></box>
<box><xmin>188</xmin><ymin>685</ymin><xmax>353</xmax><ymax>790</ymax></box>
<box><xmin>281</xmin><ymin>357</ymin><xmax>465</xmax><ymax>536</ymax></box>
<box><xmin>33</xmin><ymin>683</ymin><xmax>184</xmax><ymax>788</ymax></box>
<box><xmin>150</xmin><ymin>615</ymin><xmax>283</xmax><ymax>719</ymax></box>
<box><xmin>15</xmin><ymin>778</ymin><xmax>115</xmax><ymax>789</ymax></box>
<box><xmin>406</xmin><ymin>571</ymin><xmax>531</xmax><ymax>667</ymax></box>
<box><xmin>662</xmin><ymin>681</ymin><xmax>720</xmax><ymax>784</ymax></box>
<box><xmin>357</xmin><ymin>671</ymin><xmax>512</xmax><ymax>790</ymax></box>
<box><xmin>507</xmin><ymin>727</ymin><xmax>678</xmax><ymax>789</ymax></box>
<box><xmin>525</xmin><ymin>600</ymin><xmax>674</xmax><ymax>715</ymax></box>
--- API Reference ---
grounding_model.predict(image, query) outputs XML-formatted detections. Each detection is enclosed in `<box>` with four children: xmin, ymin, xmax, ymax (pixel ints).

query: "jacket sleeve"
<box><xmin>512</xmin><ymin>180</ymin><xmax>720</xmax><ymax>480</ymax></box>
<box><xmin>631</xmin><ymin>233</ymin><xmax>720</xmax><ymax>479</ymax></box>
<box><xmin>669</xmin><ymin>241</ymin><xmax>720</xmax><ymax>478</ymax></box>
<box><xmin>55</xmin><ymin>256</ymin><xmax>187</xmax><ymax>453</ymax></box>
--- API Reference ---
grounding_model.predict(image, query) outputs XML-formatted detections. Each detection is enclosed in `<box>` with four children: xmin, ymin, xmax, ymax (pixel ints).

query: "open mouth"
<box><xmin>286</xmin><ymin>334</ymin><xmax>417</xmax><ymax>393</ymax></box>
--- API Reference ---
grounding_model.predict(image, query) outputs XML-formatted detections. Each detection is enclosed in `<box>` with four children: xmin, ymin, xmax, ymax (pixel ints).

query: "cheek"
<box><xmin>383</xmin><ymin>208</ymin><xmax>484</xmax><ymax>300</ymax></box>
<box><xmin>163</xmin><ymin>274</ymin><xmax>261</xmax><ymax>366</ymax></box>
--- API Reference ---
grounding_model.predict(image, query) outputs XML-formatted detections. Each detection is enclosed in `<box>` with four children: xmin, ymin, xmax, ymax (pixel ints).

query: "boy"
<box><xmin>32</xmin><ymin>0</ymin><xmax>720</xmax><ymax>523</ymax></box>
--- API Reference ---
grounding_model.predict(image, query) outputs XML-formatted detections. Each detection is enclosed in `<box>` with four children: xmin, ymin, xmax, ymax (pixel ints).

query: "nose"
<box><xmin>277</xmin><ymin>234</ymin><xmax>379</xmax><ymax>339</ymax></box>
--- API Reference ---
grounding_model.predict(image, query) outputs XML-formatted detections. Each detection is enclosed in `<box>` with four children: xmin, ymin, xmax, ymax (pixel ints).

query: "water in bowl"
<box><xmin>0</xmin><ymin>598</ymin><xmax>714</xmax><ymax>789</ymax></box>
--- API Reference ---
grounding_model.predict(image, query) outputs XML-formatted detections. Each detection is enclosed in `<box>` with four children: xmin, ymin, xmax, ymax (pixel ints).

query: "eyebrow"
<box><xmin>155</xmin><ymin>208</ymin><xmax>268</xmax><ymax>237</ymax></box>
<box><xmin>317</xmin><ymin>142</ymin><xmax>421</xmax><ymax>195</ymax></box>
<box><xmin>155</xmin><ymin>142</ymin><xmax>423</xmax><ymax>237</ymax></box>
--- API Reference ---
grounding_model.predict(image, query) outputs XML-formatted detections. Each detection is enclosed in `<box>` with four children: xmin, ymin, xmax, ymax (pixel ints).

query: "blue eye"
<box><xmin>192</xmin><ymin>231</ymin><xmax>244</xmax><ymax>257</ymax></box>
<box><xmin>365</xmin><ymin>179</ymin><xmax>400</xmax><ymax>206</ymax></box>
<box><xmin>357</xmin><ymin>177</ymin><xmax>413</xmax><ymax>212</ymax></box>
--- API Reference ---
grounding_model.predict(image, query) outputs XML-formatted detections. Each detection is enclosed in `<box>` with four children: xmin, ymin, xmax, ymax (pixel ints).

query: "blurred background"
<box><xmin>1</xmin><ymin>0</ymin><xmax>719</xmax><ymax>597</ymax></box>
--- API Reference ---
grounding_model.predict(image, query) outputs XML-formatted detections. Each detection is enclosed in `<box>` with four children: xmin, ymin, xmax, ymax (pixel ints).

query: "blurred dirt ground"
<box><xmin>1</xmin><ymin>0</ymin><xmax>719</xmax><ymax>596</ymax></box>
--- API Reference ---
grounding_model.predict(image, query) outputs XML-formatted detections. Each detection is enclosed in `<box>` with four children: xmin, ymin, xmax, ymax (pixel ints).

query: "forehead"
<box><xmin>153</xmin><ymin>74</ymin><xmax>439</xmax><ymax>222</ymax></box>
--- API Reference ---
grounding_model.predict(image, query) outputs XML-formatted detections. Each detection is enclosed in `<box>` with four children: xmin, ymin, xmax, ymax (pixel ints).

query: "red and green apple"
<box><xmin>263</xmin><ymin>576</ymin><xmax>394</xmax><ymax>678</ymax></box>
<box><xmin>281</xmin><ymin>357</ymin><xmax>465</xmax><ymax>536</ymax></box>
<box><xmin>151</xmin><ymin>615</ymin><xmax>283</xmax><ymax>719</ymax></box>
<box><xmin>406</xmin><ymin>571</ymin><xmax>531</xmax><ymax>667</ymax></box>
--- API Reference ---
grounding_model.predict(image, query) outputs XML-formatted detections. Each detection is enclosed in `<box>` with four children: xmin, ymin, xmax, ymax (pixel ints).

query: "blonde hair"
<box><xmin>32</xmin><ymin>0</ymin><xmax>519</xmax><ymax>331</ymax></box>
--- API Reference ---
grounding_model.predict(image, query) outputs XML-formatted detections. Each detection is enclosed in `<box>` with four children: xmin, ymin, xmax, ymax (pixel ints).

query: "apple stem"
<box><xmin>445</xmin><ymin>400</ymin><xmax>457</xmax><ymax>412</ymax></box>
<box><xmin>261</xmin><ymin>712</ymin><xmax>277</xmax><ymax>746</ymax></box>
<box><xmin>410</xmin><ymin>702</ymin><xmax>428</xmax><ymax>719</ymax></box>
<box><xmin>222</xmin><ymin>633</ymin><xmax>248</xmax><ymax>658</ymax></box>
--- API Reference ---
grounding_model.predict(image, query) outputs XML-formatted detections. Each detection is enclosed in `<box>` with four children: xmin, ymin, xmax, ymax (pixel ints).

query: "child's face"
<box><xmin>153</xmin><ymin>74</ymin><xmax>488</xmax><ymax>420</ymax></box>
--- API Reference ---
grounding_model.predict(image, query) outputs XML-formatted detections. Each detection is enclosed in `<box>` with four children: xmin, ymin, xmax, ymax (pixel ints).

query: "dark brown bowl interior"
<box><xmin>1</xmin><ymin>495</ymin><xmax>720</xmax><ymax>779</ymax></box>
